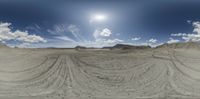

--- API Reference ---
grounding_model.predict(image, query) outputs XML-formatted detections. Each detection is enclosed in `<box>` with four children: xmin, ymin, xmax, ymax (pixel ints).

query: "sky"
<box><xmin>1</xmin><ymin>0</ymin><xmax>200</xmax><ymax>48</ymax></box>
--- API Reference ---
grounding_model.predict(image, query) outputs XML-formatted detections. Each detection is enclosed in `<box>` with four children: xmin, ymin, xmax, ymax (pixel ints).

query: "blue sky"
<box><xmin>1</xmin><ymin>0</ymin><xmax>200</xmax><ymax>48</ymax></box>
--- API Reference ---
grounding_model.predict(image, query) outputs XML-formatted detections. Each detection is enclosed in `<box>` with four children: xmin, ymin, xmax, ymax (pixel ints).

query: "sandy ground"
<box><xmin>0</xmin><ymin>47</ymin><xmax>200</xmax><ymax>99</ymax></box>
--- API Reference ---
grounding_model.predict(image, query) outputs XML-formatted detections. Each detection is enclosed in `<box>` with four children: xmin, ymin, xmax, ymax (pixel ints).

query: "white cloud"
<box><xmin>131</xmin><ymin>37</ymin><xmax>141</xmax><ymax>41</ymax></box>
<box><xmin>67</xmin><ymin>24</ymin><xmax>83</xmax><ymax>41</ymax></box>
<box><xmin>140</xmin><ymin>38</ymin><xmax>159</xmax><ymax>47</ymax></box>
<box><xmin>93</xmin><ymin>30</ymin><xmax>100</xmax><ymax>39</ymax></box>
<box><xmin>171</xmin><ymin>33</ymin><xmax>187</xmax><ymax>36</ymax></box>
<box><xmin>187</xmin><ymin>20</ymin><xmax>192</xmax><ymax>24</ymax></box>
<box><xmin>47</xmin><ymin>24</ymin><xmax>122</xmax><ymax>48</ymax></box>
<box><xmin>99</xmin><ymin>39</ymin><xmax>123</xmax><ymax>44</ymax></box>
<box><xmin>193</xmin><ymin>21</ymin><xmax>200</xmax><ymax>34</ymax></box>
<box><xmin>182</xmin><ymin>34</ymin><xmax>200</xmax><ymax>42</ymax></box>
<box><xmin>0</xmin><ymin>22</ymin><xmax>46</xmax><ymax>44</ymax></box>
<box><xmin>54</xmin><ymin>36</ymin><xmax>75</xmax><ymax>42</ymax></box>
<box><xmin>25</xmin><ymin>24</ymin><xmax>42</xmax><ymax>34</ymax></box>
<box><xmin>171</xmin><ymin>21</ymin><xmax>200</xmax><ymax>42</ymax></box>
<box><xmin>91</xmin><ymin>28</ymin><xmax>124</xmax><ymax>47</ymax></box>
<box><xmin>80</xmin><ymin>39</ymin><xmax>123</xmax><ymax>48</ymax></box>
<box><xmin>47</xmin><ymin>24</ymin><xmax>65</xmax><ymax>35</ymax></box>
<box><xmin>167</xmin><ymin>38</ymin><xmax>180</xmax><ymax>44</ymax></box>
<box><xmin>148</xmin><ymin>38</ymin><xmax>157</xmax><ymax>43</ymax></box>
<box><xmin>93</xmin><ymin>28</ymin><xmax>112</xmax><ymax>39</ymax></box>
<box><xmin>47</xmin><ymin>24</ymin><xmax>83</xmax><ymax>41</ymax></box>
<box><xmin>100</xmin><ymin>28</ymin><xmax>112</xmax><ymax>37</ymax></box>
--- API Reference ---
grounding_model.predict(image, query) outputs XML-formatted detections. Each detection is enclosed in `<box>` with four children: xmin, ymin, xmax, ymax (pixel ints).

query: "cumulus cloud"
<box><xmin>193</xmin><ymin>21</ymin><xmax>200</xmax><ymax>34</ymax></box>
<box><xmin>171</xmin><ymin>21</ymin><xmax>200</xmax><ymax>42</ymax></box>
<box><xmin>131</xmin><ymin>37</ymin><xmax>141</xmax><ymax>41</ymax></box>
<box><xmin>91</xmin><ymin>28</ymin><xmax>124</xmax><ymax>47</ymax></box>
<box><xmin>93</xmin><ymin>28</ymin><xmax>112</xmax><ymax>39</ymax></box>
<box><xmin>140</xmin><ymin>38</ymin><xmax>159</xmax><ymax>47</ymax></box>
<box><xmin>100</xmin><ymin>28</ymin><xmax>112</xmax><ymax>37</ymax></box>
<box><xmin>182</xmin><ymin>34</ymin><xmax>200</xmax><ymax>42</ymax></box>
<box><xmin>148</xmin><ymin>38</ymin><xmax>157</xmax><ymax>43</ymax></box>
<box><xmin>167</xmin><ymin>38</ymin><xmax>180</xmax><ymax>44</ymax></box>
<box><xmin>0</xmin><ymin>22</ymin><xmax>46</xmax><ymax>44</ymax></box>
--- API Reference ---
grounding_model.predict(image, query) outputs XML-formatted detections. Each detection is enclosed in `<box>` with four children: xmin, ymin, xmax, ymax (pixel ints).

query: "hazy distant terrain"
<box><xmin>0</xmin><ymin>42</ymin><xmax>200</xmax><ymax>99</ymax></box>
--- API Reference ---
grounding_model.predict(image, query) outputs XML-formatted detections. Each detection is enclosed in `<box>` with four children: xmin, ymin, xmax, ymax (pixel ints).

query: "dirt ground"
<box><xmin>0</xmin><ymin>46</ymin><xmax>200</xmax><ymax>99</ymax></box>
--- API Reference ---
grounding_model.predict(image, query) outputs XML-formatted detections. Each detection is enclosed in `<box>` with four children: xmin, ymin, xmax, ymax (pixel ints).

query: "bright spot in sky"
<box><xmin>94</xmin><ymin>15</ymin><xmax>106</xmax><ymax>21</ymax></box>
<box><xmin>90</xmin><ymin>14</ymin><xmax>107</xmax><ymax>23</ymax></box>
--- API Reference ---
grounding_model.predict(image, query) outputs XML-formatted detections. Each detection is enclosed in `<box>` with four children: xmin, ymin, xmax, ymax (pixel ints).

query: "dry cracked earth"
<box><xmin>0</xmin><ymin>45</ymin><xmax>200</xmax><ymax>99</ymax></box>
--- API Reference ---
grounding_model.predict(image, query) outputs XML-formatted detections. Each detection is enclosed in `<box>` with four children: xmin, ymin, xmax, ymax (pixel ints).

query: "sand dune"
<box><xmin>0</xmin><ymin>43</ymin><xmax>200</xmax><ymax>99</ymax></box>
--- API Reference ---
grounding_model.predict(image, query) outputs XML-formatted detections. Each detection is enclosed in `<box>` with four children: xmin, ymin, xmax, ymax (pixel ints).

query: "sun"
<box><xmin>90</xmin><ymin>14</ymin><xmax>107</xmax><ymax>23</ymax></box>
<box><xmin>93</xmin><ymin>14</ymin><xmax>106</xmax><ymax>21</ymax></box>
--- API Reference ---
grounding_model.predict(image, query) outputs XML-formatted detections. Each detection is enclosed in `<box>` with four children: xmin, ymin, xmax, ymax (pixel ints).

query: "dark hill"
<box><xmin>109</xmin><ymin>44</ymin><xmax>151</xmax><ymax>50</ymax></box>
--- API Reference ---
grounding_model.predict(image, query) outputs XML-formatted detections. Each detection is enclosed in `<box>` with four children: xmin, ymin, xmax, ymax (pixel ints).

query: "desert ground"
<box><xmin>0</xmin><ymin>43</ymin><xmax>200</xmax><ymax>99</ymax></box>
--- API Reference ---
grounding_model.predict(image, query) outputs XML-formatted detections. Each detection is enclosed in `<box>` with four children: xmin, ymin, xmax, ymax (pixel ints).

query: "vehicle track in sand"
<box><xmin>67</xmin><ymin>52</ymin><xmax>170</xmax><ymax>98</ymax></box>
<box><xmin>0</xmin><ymin>48</ymin><xmax>200</xmax><ymax>99</ymax></box>
<box><xmin>153</xmin><ymin>49</ymin><xmax>200</xmax><ymax>98</ymax></box>
<box><xmin>0</xmin><ymin>54</ymin><xmax>70</xmax><ymax>96</ymax></box>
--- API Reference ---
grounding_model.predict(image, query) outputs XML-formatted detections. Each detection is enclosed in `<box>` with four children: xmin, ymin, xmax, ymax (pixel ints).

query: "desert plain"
<box><xmin>0</xmin><ymin>42</ymin><xmax>200</xmax><ymax>99</ymax></box>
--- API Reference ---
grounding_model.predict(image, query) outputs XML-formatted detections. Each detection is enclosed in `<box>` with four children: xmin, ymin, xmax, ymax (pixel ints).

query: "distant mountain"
<box><xmin>156</xmin><ymin>42</ymin><xmax>200</xmax><ymax>49</ymax></box>
<box><xmin>102</xmin><ymin>46</ymin><xmax>113</xmax><ymax>49</ymax></box>
<box><xmin>75</xmin><ymin>46</ymin><xmax>87</xmax><ymax>50</ymax></box>
<box><xmin>104</xmin><ymin>44</ymin><xmax>151</xmax><ymax>50</ymax></box>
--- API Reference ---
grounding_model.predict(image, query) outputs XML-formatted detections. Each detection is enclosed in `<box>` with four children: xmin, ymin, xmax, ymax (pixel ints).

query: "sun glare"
<box><xmin>90</xmin><ymin>14</ymin><xmax>107</xmax><ymax>22</ymax></box>
<box><xmin>94</xmin><ymin>15</ymin><xmax>106</xmax><ymax>20</ymax></box>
